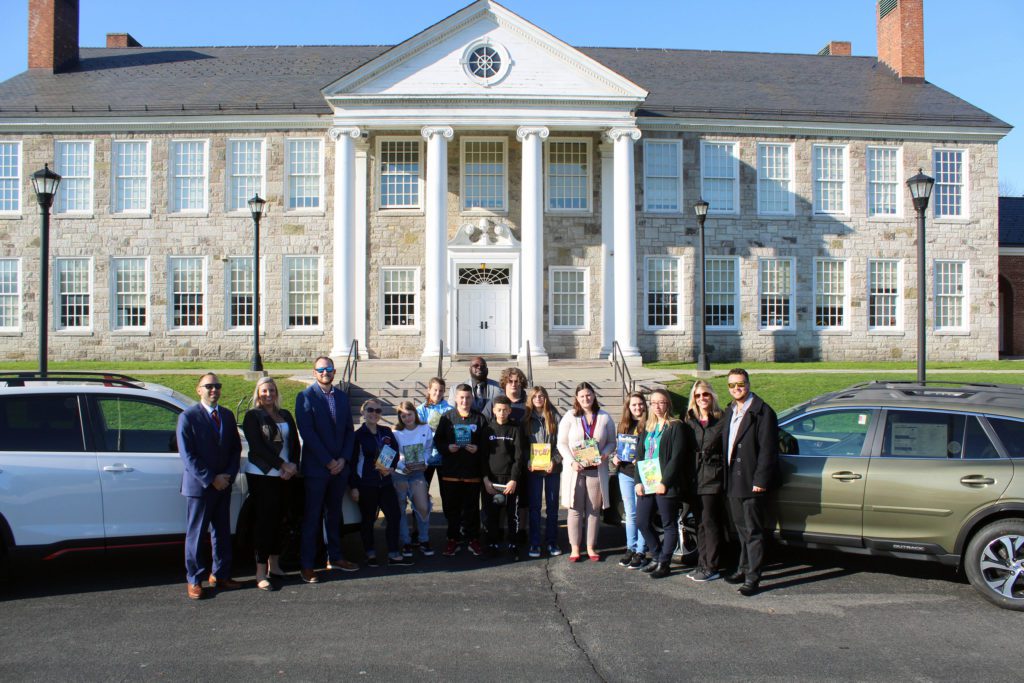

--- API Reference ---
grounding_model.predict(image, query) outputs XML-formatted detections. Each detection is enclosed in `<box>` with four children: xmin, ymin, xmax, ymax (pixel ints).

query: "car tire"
<box><xmin>963</xmin><ymin>519</ymin><xmax>1024</xmax><ymax>611</ymax></box>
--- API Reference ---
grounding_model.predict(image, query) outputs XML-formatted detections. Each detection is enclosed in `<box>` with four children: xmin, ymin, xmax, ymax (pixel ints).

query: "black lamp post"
<box><xmin>247</xmin><ymin>194</ymin><xmax>267</xmax><ymax>372</ymax></box>
<box><xmin>694</xmin><ymin>199</ymin><xmax>710</xmax><ymax>372</ymax></box>
<box><xmin>906</xmin><ymin>168</ymin><xmax>935</xmax><ymax>384</ymax></box>
<box><xmin>31</xmin><ymin>164</ymin><xmax>61</xmax><ymax>377</ymax></box>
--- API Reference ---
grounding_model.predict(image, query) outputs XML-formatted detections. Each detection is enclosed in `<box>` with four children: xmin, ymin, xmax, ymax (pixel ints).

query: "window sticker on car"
<box><xmin>858</xmin><ymin>414</ymin><xmax>867</xmax><ymax>425</ymax></box>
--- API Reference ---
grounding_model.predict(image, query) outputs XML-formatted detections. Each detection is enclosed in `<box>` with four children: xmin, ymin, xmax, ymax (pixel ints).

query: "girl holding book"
<box><xmin>683</xmin><ymin>380</ymin><xmax>726</xmax><ymax>583</ymax></box>
<box><xmin>635</xmin><ymin>388</ymin><xmax>693</xmax><ymax>579</ymax></box>
<box><xmin>350</xmin><ymin>399</ymin><xmax>409</xmax><ymax>567</ymax></box>
<box><xmin>556</xmin><ymin>382</ymin><xmax>616</xmax><ymax>562</ymax></box>
<box><xmin>416</xmin><ymin>377</ymin><xmax>452</xmax><ymax>488</ymax></box>
<box><xmin>614</xmin><ymin>392</ymin><xmax>649</xmax><ymax>570</ymax></box>
<box><xmin>524</xmin><ymin>386</ymin><xmax>563</xmax><ymax>558</ymax></box>
<box><xmin>392</xmin><ymin>400</ymin><xmax>435</xmax><ymax>557</ymax></box>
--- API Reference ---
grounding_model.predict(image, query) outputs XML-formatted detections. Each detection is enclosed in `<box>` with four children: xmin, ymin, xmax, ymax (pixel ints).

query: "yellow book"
<box><xmin>530</xmin><ymin>443</ymin><xmax>552</xmax><ymax>469</ymax></box>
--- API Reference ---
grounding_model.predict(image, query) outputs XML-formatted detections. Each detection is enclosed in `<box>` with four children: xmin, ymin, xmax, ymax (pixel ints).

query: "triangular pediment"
<box><xmin>322</xmin><ymin>0</ymin><xmax>647</xmax><ymax>108</ymax></box>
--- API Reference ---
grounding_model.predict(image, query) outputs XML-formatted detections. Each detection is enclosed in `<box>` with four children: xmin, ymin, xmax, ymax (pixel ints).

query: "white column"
<box><xmin>421</xmin><ymin>126</ymin><xmax>454</xmax><ymax>361</ymax></box>
<box><xmin>606</xmin><ymin>127</ymin><xmax>642</xmax><ymax>360</ymax></box>
<box><xmin>329</xmin><ymin>126</ymin><xmax>361</xmax><ymax>360</ymax></box>
<box><xmin>599</xmin><ymin>141</ymin><xmax>614</xmax><ymax>358</ymax></box>
<box><xmin>517</xmin><ymin>126</ymin><xmax>549</xmax><ymax>365</ymax></box>
<box><xmin>354</xmin><ymin>139</ymin><xmax>369</xmax><ymax>358</ymax></box>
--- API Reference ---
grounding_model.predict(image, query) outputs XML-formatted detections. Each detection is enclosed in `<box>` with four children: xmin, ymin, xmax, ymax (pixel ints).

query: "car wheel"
<box><xmin>964</xmin><ymin>519</ymin><xmax>1024</xmax><ymax>611</ymax></box>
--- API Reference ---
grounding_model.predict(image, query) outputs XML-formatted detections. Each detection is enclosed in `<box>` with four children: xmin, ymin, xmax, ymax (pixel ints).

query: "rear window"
<box><xmin>987</xmin><ymin>417</ymin><xmax>1024</xmax><ymax>459</ymax></box>
<box><xmin>0</xmin><ymin>394</ymin><xmax>86</xmax><ymax>452</ymax></box>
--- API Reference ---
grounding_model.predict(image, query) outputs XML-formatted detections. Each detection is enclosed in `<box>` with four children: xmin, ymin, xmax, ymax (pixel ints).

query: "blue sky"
<box><xmin>1</xmin><ymin>0</ymin><xmax>1021</xmax><ymax>192</ymax></box>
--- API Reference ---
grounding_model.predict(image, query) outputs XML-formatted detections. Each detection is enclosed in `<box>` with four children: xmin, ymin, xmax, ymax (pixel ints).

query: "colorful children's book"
<box><xmin>453</xmin><ymin>424</ymin><xmax>473</xmax><ymax>446</ymax></box>
<box><xmin>571</xmin><ymin>438</ymin><xmax>601</xmax><ymax>467</ymax></box>
<box><xmin>530</xmin><ymin>443</ymin><xmax>552</xmax><ymax>470</ymax></box>
<box><xmin>615</xmin><ymin>434</ymin><xmax>638</xmax><ymax>463</ymax></box>
<box><xmin>426</xmin><ymin>411</ymin><xmax>443</xmax><ymax>430</ymax></box>
<box><xmin>637</xmin><ymin>458</ymin><xmax>662</xmax><ymax>494</ymax></box>
<box><xmin>377</xmin><ymin>444</ymin><xmax>398</xmax><ymax>470</ymax></box>
<box><xmin>402</xmin><ymin>442</ymin><xmax>426</xmax><ymax>470</ymax></box>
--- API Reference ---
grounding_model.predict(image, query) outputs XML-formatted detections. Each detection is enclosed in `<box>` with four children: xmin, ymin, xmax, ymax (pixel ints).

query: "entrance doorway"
<box><xmin>456</xmin><ymin>266</ymin><xmax>512</xmax><ymax>355</ymax></box>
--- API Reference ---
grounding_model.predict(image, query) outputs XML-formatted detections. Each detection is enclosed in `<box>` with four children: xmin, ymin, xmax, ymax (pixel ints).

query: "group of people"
<box><xmin>175</xmin><ymin>356</ymin><xmax>779</xmax><ymax>600</ymax></box>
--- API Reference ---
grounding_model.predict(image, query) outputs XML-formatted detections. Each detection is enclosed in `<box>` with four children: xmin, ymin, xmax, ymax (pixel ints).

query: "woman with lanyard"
<box><xmin>524</xmin><ymin>386</ymin><xmax>563</xmax><ymax>559</ymax></box>
<box><xmin>556</xmin><ymin>382</ymin><xmax>616</xmax><ymax>562</ymax></box>
<box><xmin>635</xmin><ymin>388</ymin><xmax>693</xmax><ymax>579</ymax></box>
<box><xmin>614</xmin><ymin>391</ymin><xmax>649</xmax><ymax>570</ymax></box>
<box><xmin>349</xmin><ymin>399</ymin><xmax>411</xmax><ymax>568</ymax></box>
<box><xmin>241</xmin><ymin>377</ymin><xmax>300</xmax><ymax>591</ymax></box>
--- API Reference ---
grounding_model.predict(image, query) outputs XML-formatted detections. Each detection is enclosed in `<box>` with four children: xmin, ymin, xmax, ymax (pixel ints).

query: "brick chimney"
<box><xmin>877</xmin><ymin>0</ymin><xmax>925</xmax><ymax>82</ymax></box>
<box><xmin>106</xmin><ymin>33</ymin><xmax>142</xmax><ymax>48</ymax></box>
<box><xmin>28</xmin><ymin>0</ymin><xmax>79</xmax><ymax>72</ymax></box>
<box><xmin>818</xmin><ymin>41</ymin><xmax>852</xmax><ymax>56</ymax></box>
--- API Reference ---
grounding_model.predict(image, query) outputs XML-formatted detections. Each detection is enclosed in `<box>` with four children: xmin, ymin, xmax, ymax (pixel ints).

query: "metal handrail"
<box><xmin>609</xmin><ymin>341</ymin><xmax>635</xmax><ymax>403</ymax></box>
<box><xmin>525</xmin><ymin>340</ymin><xmax>534</xmax><ymax>387</ymax></box>
<box><xmin>340</xmin><ymin>339</ymin><xmax>359</xmax><ymax>393</ymax></box>
<box><xmin>437</xmin><ymin>339</ymin><xmax>444</xmax><ymax>381</ymax></box>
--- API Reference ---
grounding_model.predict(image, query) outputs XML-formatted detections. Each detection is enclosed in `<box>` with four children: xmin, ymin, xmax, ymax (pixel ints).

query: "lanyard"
<box><xmin>580</xmin><ymin>413</ymin><xmax>598</xmax><ymax>440</ymax></box>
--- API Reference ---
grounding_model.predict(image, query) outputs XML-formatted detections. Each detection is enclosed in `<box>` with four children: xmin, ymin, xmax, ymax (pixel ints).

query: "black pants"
<box><xmin>482</xmin><ymin>480</ymin><xmax>520</xmax><ymax>546</ymax></box>
<box><xmin>637</xmin><ymin>493</ymin><xmax>681</xmax><ymax>564</ymax></box>
<box><xmin>441</xmin><ymin>479</ymin><xmax>481</xmax><ymax>541</ymax></box>
<box><xmin>246</xmin><ymin>473</ymin><xmax>285</xmax><ymax>563</ymax></box>
<box><xmin>695</xmin><ymin>492</ymin><xmax>726</xmax><ymax>572</ymax></box>
<box><xmin>728</xmin><ymin>495</ymin><xmax>767</xmax><ymax>583</ymax></box>
<box><xmin>357</xmin><ymin>485</ymin><xmax>401</xmax><ymax>555</ymax></box>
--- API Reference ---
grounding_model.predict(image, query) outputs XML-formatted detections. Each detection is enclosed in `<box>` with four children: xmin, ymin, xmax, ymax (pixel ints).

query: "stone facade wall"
<box><xmin>999</xmin><ymin>254</ymin><xmax>1024</xmax><ymax>356</ymax></box>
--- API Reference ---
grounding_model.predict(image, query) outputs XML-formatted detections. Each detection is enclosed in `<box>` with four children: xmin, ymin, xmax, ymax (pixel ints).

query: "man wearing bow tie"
<box><xmin>177</xmin><ymin>372</ymin><xmax>242</xmax><ymax>600</ymax></box>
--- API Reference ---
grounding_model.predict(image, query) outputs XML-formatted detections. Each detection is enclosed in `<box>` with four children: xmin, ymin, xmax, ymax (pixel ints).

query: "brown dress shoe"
<box><xmin>300</xmin><ymin>568</ymin><xmax>319</xmax><ymax>584</ymax></box>
<box><xmin>327</xmin><ymin>559</ymin><xmax>359</xmax><ymax>572</ymax></box>
<box><xmin>208</xmin><ymin>575</ymin><xmax>242</xmax><ymax>590</ymax></box>
<box><xmin>187</xmin><ymin>583</ymin><xmax>203</xmax><ymax>600</ymax></box>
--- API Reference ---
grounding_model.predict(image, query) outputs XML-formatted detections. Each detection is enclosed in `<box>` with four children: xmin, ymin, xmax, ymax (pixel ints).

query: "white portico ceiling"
<box><xmin>321</xmin><ymin>0</ymin><xmax>648</xmax><ymax>129</ymax></box>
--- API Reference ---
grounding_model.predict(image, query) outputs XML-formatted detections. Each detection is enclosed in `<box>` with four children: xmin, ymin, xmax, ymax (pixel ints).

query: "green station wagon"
<box><xmin>774</xmin><ymin>381</ymin><xmax>1024</xmax><ymax>611</ymax></box>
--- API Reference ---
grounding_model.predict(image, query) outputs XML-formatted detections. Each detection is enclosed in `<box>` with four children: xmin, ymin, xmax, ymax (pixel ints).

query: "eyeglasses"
<box><xmin>728</xmin><ymin>382</ymin><xmax>747</xmax><ymax>389</ymax></box>
<box><xmin>695</xmin><ymin>392</ymin><xmax>713</xmax><ymax>399</ymax></box>
<box><xmin>315</xmin><ymin>366</ymin><xmax>335</xmax><ymax>374</ymax></box>
<box><xmin>200</xmin><ymin>383</ymin><xmax>223</xmax><ymax>390</ymax></box>
<box><xmin>364</xmin><ymin>407</ymin><xmax>382</xmax><ymax>414</ymax></box>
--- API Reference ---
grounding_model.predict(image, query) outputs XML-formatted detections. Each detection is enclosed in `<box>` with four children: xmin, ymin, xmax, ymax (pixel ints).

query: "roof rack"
<box><xmin>0</xmin><ymin>371</ymin><xmax>144</xmax><ymax>388</ymax></box>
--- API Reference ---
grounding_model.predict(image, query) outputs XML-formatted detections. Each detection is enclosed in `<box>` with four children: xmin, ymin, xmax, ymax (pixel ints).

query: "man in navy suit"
<box><xmin>177</xmin><ymin>372</ymin><xmax>242</xmax><ymax>600</ymax></box>
<box><xmin>295</xmin><ymin>356</ymin><xmax>358</xmax><ymax>583</ymax></box>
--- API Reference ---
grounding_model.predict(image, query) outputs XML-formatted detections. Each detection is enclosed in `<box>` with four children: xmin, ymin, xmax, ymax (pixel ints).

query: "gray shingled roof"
<box><xmin>1001</xmin><ymin>197</ymin><xmax>1024</xmax><ymax>247</ymax></box>
<box><xmin>0</xmin><ymin>44</ymin><xmax>1010</xmax><ymax>130</ymax></box>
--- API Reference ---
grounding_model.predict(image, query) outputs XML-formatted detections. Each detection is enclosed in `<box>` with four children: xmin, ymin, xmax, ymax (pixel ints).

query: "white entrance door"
<box><xmin>458</xmin><ymin>286</ymin><xmax>511</xmax><ymax>354</ymax></box>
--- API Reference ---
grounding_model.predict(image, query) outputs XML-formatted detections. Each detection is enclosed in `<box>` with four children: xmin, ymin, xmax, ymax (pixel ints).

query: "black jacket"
<box><xmin>636</xmin><ymin>420</ymin><xmax>694</xmax><ymax>498</ymax></box>
<box><xmin>685</xmin><ymin>413</ymin><xmax>725</xmax><ymax>495</ymax></box>
<box><xmin>434</xmin><ymin>409</ymin><xmax>490</xmax><ymax>480</ymax></box>
<box><xmin>350</xmin><ymin>424</ymin><xmax>397</xmax><ymax>489</ymax></box>
<box><xmin>484</xmin><ymin>419</ymin><xmax>526</xmax><ymax>484</ymax></box>
<box><xmin>241</xmin><ymin>408</ymin><xmax>301</xmax><ymax>475</ymax></box>
<box><xmin>721</xmin><ymin>394</ymin><xmax>779</xmax><ymax>498</ymax></box>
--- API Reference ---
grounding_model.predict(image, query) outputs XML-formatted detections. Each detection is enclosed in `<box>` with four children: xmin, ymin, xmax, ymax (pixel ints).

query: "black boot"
<box><xmin>650</xmin><ymin>562</ymin><xmax>671</xmax><ymax>579</ymax></box>
<box><xmin>642</xmin><ymin>559</ymin><xmax>659</xmax><ymax>574</ymax></box>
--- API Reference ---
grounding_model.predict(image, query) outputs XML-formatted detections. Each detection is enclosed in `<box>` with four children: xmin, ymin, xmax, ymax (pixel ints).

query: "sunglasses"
<box><xmin>728</xmin><ymin>382</ymin><xmax>747</xmax><ymax>389</ymax></box>
<box><xmin>694</xmin><ymin>392</ymin><xmax>713</xmax><ymax>399</ymax></box>
<box><xmin>364</xmin><ymin>407</ymin><xmax>382</xmax><ymax>414</ymax></box>
<box><xmin>200</xmin><ymin>383</ymin><xmax>222</xmax><ymax>390</ymax></box>
<box><xmin>315</xmin><ymin>366</ymin><xmax>336</xmax><ymax>374</ymax></box>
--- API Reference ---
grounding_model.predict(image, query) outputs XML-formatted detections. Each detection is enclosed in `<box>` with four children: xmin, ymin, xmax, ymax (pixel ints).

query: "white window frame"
<box><xmin>167</xmin><ymin>256</ymin><xmax>207</xmax><ymax>331</ymax></box>
<box><xmin>110</xmin><ymin>257</ymin><xmax>150</xmax><ymax>332</ymax></box>
<box><xmin>225</xmin><ymin>138</ymin><xmax>267</xmax><ymax>213</ymax></box>
<box><xmin>0</xmin><ymin>141</ymin><xmax>22</xmax><ymax>215</ymax></box>
<box><xmin>813</xmin><ymin>258</ymin><xmax>850</xmax><ymax>331</ymax></box>
<box><xmin>225</xmin><ymin>256</ymin><xmax>265</xmax><ymax>332</ymax></box>
<box><xmin>283</xmin><ymin>255</ymin><xmax>323</xmax><ymax>331</ymax></box>
<box><xmin>867</xmin><ymin>258</ymin><xmax>903</xmax><ymax>331</ymax></box>
<box><xmin>54</xmin><ymin>257</ymin><xmax>93</xmax><ymax>332</ymax></box>
<box><xmin>0</xmin><ymin>258</ymin><xmax>22</xmax><ymax>331</ymax></box>
<box><xmin>933</xmin><ymin>148</ymin><xmax>970</xmax><ymax>219</ymax></box>
<box><xmin>54</xmin><ymin>140</ymin><xmax>94</xmax><ymax>215</ymax></box>
<box><xmin>934</xmin><ymin>259</ymin><xmax>970</xmax><ymax>332</ymax></box>
<box><xmin>643</xmin><ymin>139</ymin><xmax>683</xmax><ymax>213</ymax></box>
<box><xmin>111</xmin><ymin>140</ymin><xmax>151</xmax><ymax>215</ymax></box>
<box><xmin>285</xmin><ymin>138</ymin><xmax>324</xmax><ymax>212</ymax></box>
<box><xmin>545</xmin><ymin>138</ymin><xmax>592</xmax><ymax>214</ymax></box>
<box><xmin>704</xmin><ymin>256</ymin><xmax>740</xmax><ymax>331</ymax></box>
<box><xmin>700</xmin><ymin>140</ymin><xmax>740</xmax><ymax>215</ymax></box>
<box><xmin>757</xmin><ymin>258</ymin><xmax>795</xmax><ymax>331</ymax></box>
<box><xmin>756</xmin><ymin>142</ymin><xmax>795</xmax><ymax>216</ymax></box>
<box><xmin>643</xmin><ymin>256</ymin><xmax>684</xmax><ymax>331</ymax></box>
<box><xmin>378</xmin><ymin>267</ymin><xmax>421</xmax><ymax>332</ymax></box>
<box><xmin>377</xmin><ymin>137</ymin><xmax>424</xmax><ymax>210</ymax></box>
<box><xmin>460</xmin><ymin>136</ymin><xmax>507</xmax><ymax>213</ymax></box>
<box><xmin>548</xmin><ymin>266</ymin><xmax>590</xmax><ymax>331</ymax></box>
<box><xmin>812</xmin><ymin>144</ymin><xmax>849</xmax><ymax>215</ymax></box>
<box><xmin>169</xmin><ymin>139</ymin><xmax>209</xmax><ymax>214</ymax></box>
<box><xmin>866</xmin><ymin>146</ymin><xmax>903</xmax><ymax>218</ymax></box>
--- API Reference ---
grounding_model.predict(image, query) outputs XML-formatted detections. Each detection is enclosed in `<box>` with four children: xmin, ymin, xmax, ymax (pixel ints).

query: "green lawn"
<box><xmin>649</xmin><ymin>360</ymin><xmax>1024</xmax><ymax>371</ymax></box>
<box><xmin>0</xmin><ymin>360</ymin><xmax>311</xmax><ymax>371</ymax></box>
<box><xmin>141</xmin><ymin>374</ymin><xmax>310</xmax><ymax>419</ymax></box>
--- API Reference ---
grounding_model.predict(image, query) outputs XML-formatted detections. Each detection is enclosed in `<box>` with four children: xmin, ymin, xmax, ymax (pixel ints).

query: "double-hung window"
<box><xmin>550</xmin><ymin>267</ymin><xmax>588</xmax><ymax>330</ymax></box>
<box><xmin>169</xmin><ymin>257</ymin><xmax>205</xmax><ymax>330</ymax></box>
<box><xmin>111</xmin><ymin>258</ymin><xmax>148</xmax><ymax>330</ymax></box>
<box><xmin>0</xmin><ymin>142</ymin><xmax>21</xmax><ymax>214</ymax></box>
<box><xmin>758</xmin><ymin>258</ymin><xmax>793</xmax><ymax>330</ymax></box>
<box><xmin>868</xmin><ymin>259</ymin><xmax>902</xmax><ymax>330</ymax></box>
<box><xmin>55</xmin><ymin>257</ymin><xmax>92</xmax><ymax>330</ymax></box>
<box><xmin>112</xmin><ymin>141</ymin><xmax>150</xmax><ymax>213</ymax></box>
<box><xmin>705</xmin><ymin>257</ymin><xmax>739</xmax><ymax>329</ymax></box>
<box><xmin>700</xmin><ymin>141</ymin><xmax>739</xmax><ymax>214</ymax></box>
<box><xmin>867</xmin><ymin>146</ymin><xmax>901</xmax><ymax>217</ymax></box>
<box><xmin>0</xmin><ymin>259</ymin><xmax>21</xmax><ymax>330</ymax></box>
<box><xmin>813</xmin><ymin>145</ymin><xmax>848</xmax><ymax>215</ymax></box>
<box><xmin>380</xmin><ymin>268</ymin><xmax>419</xmax><ymax>330</ymax></box>
<box><xmin>814</xmin><ymin>259</ymin><xmax>849</xmax><ymax>330</ymax></box>
<box><xmin>462</xmin><ymin>138</ymin><xmax>506</xmax><ymax>211</ymax></box>
<box><xmin>644</xmin><ymin>257</ymin><xmax>681</xmax><ymax>330</ymax></box>
<box><xmin>546</xmin><ymin>139</ymin><xmax>591</xmax><ymax>212</ymax></box>
<box><xmin>933</xmin><ymin>149</ymin><xmax>967</xmax><ymax>218</ymax></box>
<box><xmin>286</xmin><ymin>139</ymin><xmax>322</xmax><ymax>210</ymax></box>
<box><xmin>934</xmin><ymin>260</ymin><xmax>968</xmax><ymax>331</ymax></box>
<box><xmin>227</xmin><ymin>257</ymin><xmax>256</xmax><ymax>329</ymax></box>
<box><xmin>757</xmin><ymin>143</ymin><xmax>794</xmax><ymax>215</ymax></box>
<box><xmin>379</xmin><ymin>138</ymin><xmax>422</xmax><ymax>209</ymax></box>
<box><xmin>170</xmin><ymin>140</ymin><xmax>208</xmax><ymax>212</ymax></box>
<box><xmin>643</xmin><ymin>140</ymin><xmax>682</xmax><ymax>212</ymax></box>
<box><xmin>55</xmin><ymin>141</ymin><xmax>93</xmax><ymax>214</ymax></box>
<box><xmin>227</xmin><ymin>139</ymin><xmax>265</xmax><ymax>212</ymax></box>
<box><xmin>284</xmin><ymin>256</ymin><xmax>321</xmax><ymax>329</ymax></box>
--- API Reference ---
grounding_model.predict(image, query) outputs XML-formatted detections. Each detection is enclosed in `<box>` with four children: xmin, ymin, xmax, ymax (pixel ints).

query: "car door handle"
<box><xmin>831</xmin><ymin>471</ymin><xmax>863</xmax><ymax>481</ymax></box>
<box><xmin>960</xmin><ymin>475</ymin><xmax>995</xmax><ymax>486</ymax></box>
<box><xmin>102</xmin><ymin>464</ymin><xmax>135</xmax><ymax>473</ymax></box>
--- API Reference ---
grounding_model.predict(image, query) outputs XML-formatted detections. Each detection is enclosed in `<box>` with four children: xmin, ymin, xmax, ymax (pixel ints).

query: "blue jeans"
<box><xmin>528</xmin><ymin>470</ymin><xmax>560</xmax><ymax>547</ymax></box>
<box><xmin>617</xmin><ymin>468</ymin><xmax>646</xmax><ymax>554</ymax></box>
<box><xmin>393</xmin><ymin>470</ymin><xmax>430</xmax><ymax>545</ymax></box>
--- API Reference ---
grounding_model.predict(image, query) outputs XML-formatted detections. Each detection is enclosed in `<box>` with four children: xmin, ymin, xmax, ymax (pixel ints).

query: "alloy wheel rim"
<box><xmin>979</xmin><ymin>534</ymin><xmax>1024</xmax><ymax>600</ymax></box>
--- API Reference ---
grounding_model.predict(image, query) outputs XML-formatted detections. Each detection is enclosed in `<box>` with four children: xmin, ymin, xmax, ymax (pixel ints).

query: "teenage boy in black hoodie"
<box><xmin>483</xmin><ymin>395</ymin><xmax>526</xmax><ymax>560</ymax></box>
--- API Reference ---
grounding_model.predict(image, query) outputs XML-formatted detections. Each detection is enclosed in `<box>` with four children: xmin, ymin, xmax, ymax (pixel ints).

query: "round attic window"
<box><xmin>462</xmin><ymin>41</ymin><xmax>510</xmax><ymax>87</ymax></box>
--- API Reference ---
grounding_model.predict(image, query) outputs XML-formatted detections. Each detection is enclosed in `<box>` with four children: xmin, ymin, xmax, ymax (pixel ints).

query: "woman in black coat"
<box><xmin>241</xmin><ymin>377</ymin><xmax>300</xmax><ymax>591</ymax></box>
<box><xmin>683</xmin><ymin>380</ymin><xmax>726</xmax><ymax>583</ymax></box>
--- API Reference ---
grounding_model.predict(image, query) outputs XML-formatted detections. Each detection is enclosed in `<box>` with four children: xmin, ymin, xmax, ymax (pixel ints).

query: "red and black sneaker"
<box><xmin>443</xmin><ymin>539</ymin><xmax>460</xmax><ymax>557</ymax></box>
<box><xmin>467</xmin><ymin>539</ymin><xmax>483</xmax><ymax>556</ymax></box>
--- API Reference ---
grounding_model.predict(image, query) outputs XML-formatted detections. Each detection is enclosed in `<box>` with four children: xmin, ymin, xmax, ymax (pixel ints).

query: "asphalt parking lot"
<box><xmin>2</xmin><ymin>519</ymin><xmax>1022</xmax><ymax>682</ymax></box>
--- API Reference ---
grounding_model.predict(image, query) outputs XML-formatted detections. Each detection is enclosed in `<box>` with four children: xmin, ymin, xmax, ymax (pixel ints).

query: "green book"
<box><xmin>637</xmin><ymin>458</ymin><xmax>662</xmax><ymax>494</ymax></box>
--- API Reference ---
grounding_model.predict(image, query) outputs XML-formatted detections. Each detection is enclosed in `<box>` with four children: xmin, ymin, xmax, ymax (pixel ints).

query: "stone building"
<box><xmin>999</xmin><ymin>196</ymin><xmax>1024</xmax><ymax>356</ymax></box>
<box><xmin>0</xmin><ymin>0</ymin><xmax>1011</xmax><ymax>364</ymax></box>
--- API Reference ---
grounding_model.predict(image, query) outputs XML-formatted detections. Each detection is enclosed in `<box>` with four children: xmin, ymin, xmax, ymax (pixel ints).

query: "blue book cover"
<box><xmin>616</xmin><ymin>434</ymin><xmax>638</xmax><ymax>463</ymax></box>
